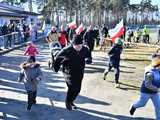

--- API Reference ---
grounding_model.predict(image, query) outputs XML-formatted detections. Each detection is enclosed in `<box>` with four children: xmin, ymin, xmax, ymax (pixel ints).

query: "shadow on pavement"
<box><xmin>0</xmin><ymin>44</ymin><xmax>154</xmax><ymax>120</ymax></box>
<box><xmin>0</xmin><ymin>97</ymin><xmax>154</xmax><ymax>120</ymax></box>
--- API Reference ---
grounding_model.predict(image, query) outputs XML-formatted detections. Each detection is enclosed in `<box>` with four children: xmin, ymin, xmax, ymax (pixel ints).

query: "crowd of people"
<box><xmin>14</xmin><ymin>22</ymin><xmax>160</xmax><ymax>120</ymax></box>
<box><xmin>0</xmin><ymin>21</ymin><xmax>38</xmax><ymax>50</ymax></box>
<box><xmin>17</xmin><ymin>23</ymin><xmax>110</xmax><ymax>111</ymax></box>
<box><xmin>125</xmin><ymin>25</ymin><xmax>160</xmax><ymax>44</ymax></box>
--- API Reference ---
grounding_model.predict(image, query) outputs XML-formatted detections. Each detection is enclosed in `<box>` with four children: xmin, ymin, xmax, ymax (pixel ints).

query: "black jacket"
<box><xmin>54</xmin><ymin>45</ymin><xmax>91</xmax><ymax>86</ymax></box>
<box><xmin>1</xmin><ymin>25</ymin><xmax>8</xmax><ymax>35</ymax></box>
<box><xmin>83</xmin><ymin>30</ymin><xmax>95</xmax><ymax>51</ymax></box>
<box><xmin>108</xmin><ymin>44</ymin><xmax>123</xmax><ymax>67</ymax></box>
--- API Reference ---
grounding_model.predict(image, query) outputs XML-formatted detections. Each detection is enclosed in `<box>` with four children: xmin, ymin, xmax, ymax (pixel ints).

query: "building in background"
<box><xmin>0</xmin><ymin>3</ymin><xmax>40</xmax><ymax>26</ymax></box>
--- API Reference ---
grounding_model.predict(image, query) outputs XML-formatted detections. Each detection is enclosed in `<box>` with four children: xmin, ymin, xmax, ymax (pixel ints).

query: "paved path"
<box><xmin>0</xmin><ymin>42</ymin><xmax>155</xmax><ymax>120</ymax></box>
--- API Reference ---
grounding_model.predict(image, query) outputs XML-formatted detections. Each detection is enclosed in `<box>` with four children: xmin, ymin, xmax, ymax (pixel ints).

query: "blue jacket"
<box><xmin>141</xmin><ymin>66</ymin><xmax>160</xmax><ymax>94</ymax></box>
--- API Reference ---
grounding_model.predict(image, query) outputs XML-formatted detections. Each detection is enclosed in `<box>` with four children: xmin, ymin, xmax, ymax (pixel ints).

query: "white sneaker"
<box><xmin>115</xmin><ymin>83</ymin><xmax>120</xmax><ymax>88</ymax></box>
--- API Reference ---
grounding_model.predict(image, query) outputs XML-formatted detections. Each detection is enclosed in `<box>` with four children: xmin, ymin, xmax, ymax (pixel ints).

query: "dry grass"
<box><xmin>93</xmin><ymin>44</ymin><xmax>159</xmax><ymax>91</ymax></box>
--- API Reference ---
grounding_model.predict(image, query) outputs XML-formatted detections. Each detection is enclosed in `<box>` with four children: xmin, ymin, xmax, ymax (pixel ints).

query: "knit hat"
<box><xmin>151</xmin><ymin>53</ymin><xmax>160</xmax><ymax>67</ymax></box>
<box><xmin>72</xmin><ymin>35</ymin><xmax>83</xmax><ymax>45</ymax></box>
<box><xmin>51</xmin><ymin>26</ymin><xmax>56</xmax><ymax>32</ymax></box>
<box><xmin>27</xmin><ymin>41</ymin><xmax>34</xmax><ymax>46</ymax></box>
<box><xmin>115</xmin><ymin>38</ymin><xmax>123</xmax><ymax>46</ymax></box>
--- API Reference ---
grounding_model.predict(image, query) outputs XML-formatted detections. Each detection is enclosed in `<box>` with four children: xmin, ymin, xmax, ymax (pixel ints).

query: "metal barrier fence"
<box><xmin>0</xmin><ymin>31</ymin><xmax>44</xmax><ymax>50</ymax></box>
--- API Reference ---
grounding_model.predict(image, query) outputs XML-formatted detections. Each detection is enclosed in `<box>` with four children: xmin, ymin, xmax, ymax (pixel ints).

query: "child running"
<box><xmin>24</xmin><ymin>41</ymin><xmax>39</xmax><ymax>62</ymax></box>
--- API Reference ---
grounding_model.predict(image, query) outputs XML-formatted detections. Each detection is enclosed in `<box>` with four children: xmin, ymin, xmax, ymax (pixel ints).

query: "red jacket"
<box><xmin>59</xmin><ymin>31</ymin><xmax>67</xmax><ymax>46</ymax></box>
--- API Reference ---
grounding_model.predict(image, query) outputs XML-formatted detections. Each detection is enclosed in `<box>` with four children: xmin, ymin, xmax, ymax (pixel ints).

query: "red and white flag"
<box><xmin>75</xmin><ymin>23</ymin><xmax>84</xmax><ymax>35</ymax></box>
<box><xmin>108</xmin><ymin>19</ymin><xmax>124</xmax><ymax>42</ymax></box>
<box><xmin>67</xmin><ymin>21</ymin><xmax>77</xmax><ymax>29</ymax></box>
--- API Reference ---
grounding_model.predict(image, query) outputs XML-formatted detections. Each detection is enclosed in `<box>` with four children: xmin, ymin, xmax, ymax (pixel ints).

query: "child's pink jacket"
<box><xmin>24</xmin><ymin>45</ymin><xmax>38</xmax><ymax>57</ymax></box>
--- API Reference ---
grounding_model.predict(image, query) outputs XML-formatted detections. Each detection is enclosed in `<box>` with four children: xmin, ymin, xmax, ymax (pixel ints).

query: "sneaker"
<box><xmin>71</xmin><ymin>102</ymin><xmax>77</xmax><ymax>109</ymax></box>
<box><xmin>26</xmin><ymin>105</ymin><xmax>32</xmax><ymax>111</ymax></box>
<box><xmin>130</xmin><ymin>106</ymin><xmax>136</xmax><ymax>115</ymax></box>
<box><xmin>115</xmin><ymin>83</ymin><xmax>120</xmax><ymax>88</ymax></box>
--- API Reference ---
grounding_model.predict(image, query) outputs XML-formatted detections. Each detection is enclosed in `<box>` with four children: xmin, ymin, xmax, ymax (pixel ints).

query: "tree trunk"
<box><xmin>69</xmin><ymin>8</ymin><xmax>72</xmax><ymax>21</ymax></box>
<box><xmin>79</xmin><ymin>3</ymin><xmax>83</xmax><ymax>23</ymax></box>
<box><xmin>28</xmin><ymin>0</ymin><xmax>33</xmax><ymax>12</ymax></box>
<box><xmin>56</xmin><ymin>9</ymin><xmax>59</xmax><ymax>26</ymax></box>
<box><xmin>89</xmin><ymin>10</ymin><xmax>92</xmax><ymax>25</ymax></box>
<box><xmin>65</xmin><ymin>10</ymin><xmax>68</xmax><ymax>23</ymax></box>
<box><xmin>75</xmin><ymin>9</ymin><xmax>78</xmax><ymax>25</ymax></box>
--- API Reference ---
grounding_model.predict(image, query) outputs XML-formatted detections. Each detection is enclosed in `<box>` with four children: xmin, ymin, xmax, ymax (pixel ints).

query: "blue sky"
<box><xmin>130</xmin><ymin>0</ymin><xmax>160</xmax><ymax>7</ymax></box>
<box><xmin>0</xmin><ymin>0</ymin><xmax>159</xmax><ymax>12</ymax></box>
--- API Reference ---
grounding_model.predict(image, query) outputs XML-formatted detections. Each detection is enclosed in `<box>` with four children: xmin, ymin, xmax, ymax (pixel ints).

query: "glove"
<box><xmin>85</xmin><ymin>58</ymin><xmax>92</xmax><ymax>64</ymax></box>
<box><xmin>36</xmin><ymin>77</ymin><xmax>41</xmax><ymax>81</ymax></box>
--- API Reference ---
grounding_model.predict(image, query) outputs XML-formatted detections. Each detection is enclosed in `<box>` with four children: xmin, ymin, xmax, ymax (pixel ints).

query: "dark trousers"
<box><xmin>7</xmin><ymin>35</ymin><xmax>12</xmax><ymax>47</ymax></box>
<box><xmin>96</xmin><ymin>38</ymin><xmax>100</xmax><ymax>47</ymax></box>
<box><xmin>146</xmin><ymin>34</ymin><xmax>149</xmax><ymax>44</ymax></box>
<box><xmin>136</xmin><ymin>37</ymin><xmax>140</xmax><ymax>43</ymax></box>
<box><xmin>4</xmin><ymin>36</ymin><xmax>12</xmax><ymax>48</ymax></box>
<box><xmin>27</xmin><ymin>91</ymin><xmax>37</xmax><ymax>108</ymax></box>
<box><xmin>24</xmin><ymin>35</ymin><xmax>30</xmax><ymax>42</ymax></box>
<box><xmin>127</xmin><ymin>37</ymin><xmax>131</xmax><ymax>42</ymax></box>
<box><xmin>105</xmin><ymin>62</ymin><xmax>120</xmax><ymax>84</ymax></box>
<box><xmin>143</xmin><ymin>35</ymin><xmax>149</xmax><ymax>43</ymax></box>
<box><xmin>66</xmin><ymin>83</ymin><xmax>81</xmax><ymax>103</ymax></box>
<box><xmin>27</xmin><ymin>56</ymin><xmax>36</xmax><ymax>62</ymax></box>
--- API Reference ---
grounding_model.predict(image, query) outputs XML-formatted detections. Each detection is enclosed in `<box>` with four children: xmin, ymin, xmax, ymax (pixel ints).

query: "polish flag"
<box><xmin>67</xmin><ymin>21</ymin><xmax>77</xmax><ymax>29</ymax></box>
<box><xmin>75</xmin><ymin>23</ymin><xmax>84</xmax><ymax>35</ymax></box>
<box><xmin>108</xmin><ymin>19</ymin><xmax>124</xmax><ymax>42</ymax></box>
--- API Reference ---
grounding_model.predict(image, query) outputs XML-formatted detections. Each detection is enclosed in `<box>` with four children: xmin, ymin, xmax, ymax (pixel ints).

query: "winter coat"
<box><xmin>83</xmin><ymin>30</ymin><xmax>95</xmax><ymax>51</ymax></box>
<box><xmin>1</xmin><ymin>25</ymin><xmax>8</xmax><ymax>35</ymax></box>
<box><xmin>47</xmin><ymin>32</ymin><xmax>59</xmax><ymax>43</ymax></box>
<box><xmin>141</xmin><ymin>66</ymin><xmax>160</xmax><ymax>94</ymax></box>
<box><xmin>24</xmin><ymin>45</ymin><xmax>38</xmax><ymax>57</ymax></box>
<box><xmin>54</xmin><ymin>45</ymin><xmax>91</xmax><ymax>90</ymax></box>
<box><xmin>108</xmin><ymin>44</ymin><xmax>123</xmax><ymax>67</ymax></box>
<box><xmin>102</xmin><ymin>26</ymin><xmax>108</xmax><ymax>37</ymax></box>
<box><xmin>18</xmin><ymin>62</ymin><xmax>43</xmax><ymax>92</ymax></box>
<box><xmin>59</xmin><ymin>31</ymin><xmax>68</xmax><ymax>46</ymax></box>
<box><xmin>69</xmin><ymin>29</ymin><xmax>76</xmax><ymax>41</ymax></box>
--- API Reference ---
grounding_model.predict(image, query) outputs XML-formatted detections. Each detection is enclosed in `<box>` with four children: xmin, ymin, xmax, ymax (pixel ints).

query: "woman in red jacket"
<box><xmin>59</xmin><ymin>25</ymin><xmax>68</xmax><ymax>48</ymax></box>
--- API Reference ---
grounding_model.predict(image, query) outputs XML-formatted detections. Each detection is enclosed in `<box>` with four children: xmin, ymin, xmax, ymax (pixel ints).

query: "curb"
<box><xmin>0</xmin><ymin>43</ymin><xmax>26</xmax><ymax>55</ymax></box>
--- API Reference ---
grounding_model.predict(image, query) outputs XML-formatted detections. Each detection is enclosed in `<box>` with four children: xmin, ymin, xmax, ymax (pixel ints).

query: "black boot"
<box><xmin>27</xmin><ymin>91</ymin><xmax>34</xmax><ymax>111</ymax></box>
<box><xmin>65</xmin><ymin>100</ymin><xmax>72</xmax><ymax>111</ymax></box>
<box><xmin>115</xmin><ymin>73</ymin><xmax>119</xmax><ymax>84</ymax></box>
<box><xmin>130</xmin><ymin>106</ymin><xmax>136</xmax><ymax>115</ymax></box>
